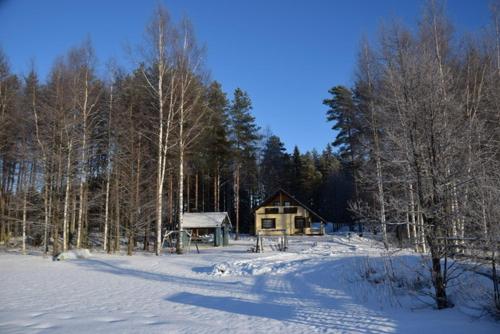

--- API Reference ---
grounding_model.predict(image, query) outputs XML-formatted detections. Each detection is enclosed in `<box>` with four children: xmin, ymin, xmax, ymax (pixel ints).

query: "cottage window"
<box><xmin>284</xmin><ymin>201</ymin><xmax>291</xmax><ymax>206</ymax></box>
<box><xmin>265</xmin><ymin>207</ymin><xmax>279</xmax><ymax>214</ymax></box>
<box><xmin>273</xmin><ymin>201</ymin><xmax>280</xmax><ymax>206</ymax></box>
<box><xmin>261</xmin><ymin>218</ymin><xmax>276</xmax><ymax>229</ymax></box>
<box><xmin>283</xmin><ymin>207</ymin><xmax>297</xmax><ymax>214</ymax></box>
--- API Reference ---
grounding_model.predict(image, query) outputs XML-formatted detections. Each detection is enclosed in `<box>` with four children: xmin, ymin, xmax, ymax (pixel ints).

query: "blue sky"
<box><xmin>0</xmin><ymin>0</ymin><xmax>493</xmax><ymax>152</ymax></box>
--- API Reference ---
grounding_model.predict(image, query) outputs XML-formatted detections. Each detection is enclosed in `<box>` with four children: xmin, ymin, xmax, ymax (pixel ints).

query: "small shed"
<box><xmin>182</xmin><ymin>212</ymin><xmax>232</xmax><ymax>247</ymax></box>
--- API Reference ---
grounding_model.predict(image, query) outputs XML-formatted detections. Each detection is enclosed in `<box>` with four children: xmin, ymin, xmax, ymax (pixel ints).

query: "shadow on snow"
<box><xmin>71</xmin><ymin>254</ymin><xmax>430</xmax><ymax>333</ymax></box>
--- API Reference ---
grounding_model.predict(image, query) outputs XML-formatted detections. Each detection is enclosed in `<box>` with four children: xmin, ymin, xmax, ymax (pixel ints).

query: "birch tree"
<box><xmin>141</xmin><ymin>6</ymin><xmax>177</xmax><ymax>256</ymax></box>
<box><xmin>174</xmin><ymin>17</ymin><xmax>206</xmax><ymax>254</ymax></box>
<box><xmin>68</xmin><ymin>42</ymin><xmax>101</xmax><ymax>248</ymax></box>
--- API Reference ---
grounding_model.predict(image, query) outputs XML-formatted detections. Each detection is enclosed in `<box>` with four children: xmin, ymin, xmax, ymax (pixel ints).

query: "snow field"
<box><xmin>0</xmin><ymin>235</ymin><xmax>498</xmax><ymax>333</ymax></box>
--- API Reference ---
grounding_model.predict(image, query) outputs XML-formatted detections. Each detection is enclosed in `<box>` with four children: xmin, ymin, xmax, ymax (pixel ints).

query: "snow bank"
<box><xmin>210</xmin><ymin>255</ymin><xmax>301</xmax><ymax>276</ymax></box>
<box><xmin>209</xmin><ymin>235</ymin><xmax>376</xmax><ymax>277</ymax></box>
<box><xmin>54</xmin><ymin>249</ymin><xmax>91</xmax><ymax>261</ymax></box>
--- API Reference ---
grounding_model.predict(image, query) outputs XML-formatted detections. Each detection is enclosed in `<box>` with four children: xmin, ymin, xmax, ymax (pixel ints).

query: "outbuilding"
<box><xmin>182</xmin><ymin>212</ymin><xmax>232</xmax><ymax>246</ymax></box>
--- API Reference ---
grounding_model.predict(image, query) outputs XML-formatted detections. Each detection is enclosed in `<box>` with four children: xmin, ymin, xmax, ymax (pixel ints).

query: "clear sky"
<box><xmin>0</xmin><ymin>0</ymin><xmax>493</xmax><ymax>152</ymax></box>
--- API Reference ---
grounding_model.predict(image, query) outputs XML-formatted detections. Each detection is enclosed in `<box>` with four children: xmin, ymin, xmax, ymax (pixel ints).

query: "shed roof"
<box><xmin>182</xmin><ymin>212</ymin><xmax>232</xmax><ymax>229</ymax></box>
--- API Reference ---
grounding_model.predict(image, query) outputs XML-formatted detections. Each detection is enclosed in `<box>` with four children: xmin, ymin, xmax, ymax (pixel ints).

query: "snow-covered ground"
<box><xmin>1</xmin><ymin>235</ymin><xmax>498</xmax><ymax>333</ymax></box>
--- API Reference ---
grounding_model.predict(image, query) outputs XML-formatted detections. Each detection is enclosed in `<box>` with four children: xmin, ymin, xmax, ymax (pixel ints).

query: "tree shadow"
<box><xmin>73</xmin><ymin>255</ymin><xmax>400</xmax><ymax>333</ymax></box>
<box><xmin>245</xmin><ymin>257</ymin><xmax>398</xmax><ymax>333</ymax></box>
<box><xmin>71</xmin><ymin>259</ymin><xmax>243</xmax><ymax>291</ymax></box>
<box><xmin>165</xmin><ymin>289</ymin><xmax>395</xmax><ymax>334</ymax></box>
<box><xmin>166</xmin><ymin>292</ymin><xmax>294</xmax><ymax>320</ymax></box>
<box><xmin>177</xmin><ymin>255</ymin><xmax>399</xmax><ymax>333</ymax></box>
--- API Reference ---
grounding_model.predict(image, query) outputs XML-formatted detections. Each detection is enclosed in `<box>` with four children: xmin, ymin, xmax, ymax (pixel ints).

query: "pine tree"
<box><xmin>323</xmin><ymin>86</ymin><xmax>361</xmax><ymax>167</ymax></box>
<box><xmin>204</xmin><ymin>81</ymin><xmax>230</xmax><ymax>212</ymax></box>
<box><xmin>228</xmin><ymin>88</ymin><xmax>260</xmax><ymax>238</ymax></box>
<box><xmin>323</xmin><ymin>85</ymin><xmax>362</xmax><ymax>213</ymax></box>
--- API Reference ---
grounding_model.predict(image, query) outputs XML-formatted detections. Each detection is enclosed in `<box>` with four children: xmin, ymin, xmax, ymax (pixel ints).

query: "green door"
<box><xmin>214</xmin><ymin>227</ymin><xmax>223</xmax><ymax>247</ymax></box>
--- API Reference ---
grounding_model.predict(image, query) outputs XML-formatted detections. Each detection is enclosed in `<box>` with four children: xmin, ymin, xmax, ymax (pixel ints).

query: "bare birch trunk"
<box><xmin>104</xmin><ymin>85</ymin><xmax>113</xmax><ymax>252</ymax></box>
<box><xmin>153</xmin><ymin>36</ymin><xmax>174</xmax><ymax>256</ymax></box>
<box><xmin>135</xmin><ymin>141</ymin><xmax>141</xmax><ymax>252</ymax></box>
<box><xmin>114</xmin><ymin>176</ymin><xmax>120</xmax><ymax>253</ymax></box>
<box><xmin>22</xmin><ymin>185</ymin><xmax>27</xmax><ymax>254</ymax></box>
<box><xmin>43</xmin><ymin>174</ymin><xmax>50</xmax><ymax>254</ymax></box>
<box><xmin>177</xmin><ymin>92</ymin><xmax>185</xmax><ymax>254</ymax></box>
<box><xmin>76</xmin><ymin>72</ymin><xmax>90</xmax><ymax>249</ymax></box>
<box><xmin>104</xmin><ymin>167</ymin><xmax>110</xmax><ymax>251</ymax></box>
<box><xmin>409</xmin><ymin>183</ymin><xmax>418</xmax><ymax>252</ymax></box>
<box><xmin>362</xmin><ymin>43</ymin><xmax>388</xmax><ymax>249</ymax></box>
<box><xmin>375</xmin><ymin>157</ymin><xmax>388</xmax><ymax>248</ymax></box>
<box><xmin>406</xmin><ymin>211</ymin><xmax>411</xmax><ymax>241</ymax></box>
<box><xmin>418</xmin><ymin>208</ymin><xmax>426</xmax><ymax>253</ymax></box>
<box><xmin>62</xmin><ymin>142</ymin><xmax>72</xmax><ymax>252</ymax></box>
<box><xmin>168</xmin><ymin>172</ymin><xmax>173</xmax><ymax>230</ymax></box>
<box><xmin>47</xmin><ymin>174</ymin><xmax>53</xmax><ymax>254</ymax></box>
<box><xmin>71</xmin><ymin>191</ymin><xmax>76</xmax><ymax>238</ymax></box>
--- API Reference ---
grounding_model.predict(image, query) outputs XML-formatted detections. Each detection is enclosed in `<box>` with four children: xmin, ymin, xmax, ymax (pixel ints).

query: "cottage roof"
<box><xmin>182</xmin><ymin>212</ymin><xmax>232</xmax><ymax>229</ymax></box>
<box><xmin>253</xmin><ymin>188</ymin><xmax>327</xmax><ymax>223</ymax></box>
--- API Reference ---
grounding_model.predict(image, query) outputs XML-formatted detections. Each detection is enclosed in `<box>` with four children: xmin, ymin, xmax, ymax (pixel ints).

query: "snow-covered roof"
<box><xmin>183</xmin><ymin>212</ymin><xmax>232</xmax><ymax>229</ymax></box>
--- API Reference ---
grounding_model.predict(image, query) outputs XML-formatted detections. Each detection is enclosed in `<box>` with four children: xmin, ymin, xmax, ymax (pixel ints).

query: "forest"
<box><xmin>1</xmin><ymin>0</ymin><xmax>500</xmax><ymax>313</ymax></box>
<box><xmin>0</xmin><ymin>5</ymin><xmax>352</xmax><ymax>257</ymax></box>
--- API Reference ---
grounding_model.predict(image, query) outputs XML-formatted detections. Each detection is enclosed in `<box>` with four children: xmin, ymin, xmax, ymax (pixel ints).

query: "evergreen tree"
<box><xmin>260</xmin><ymin>135</ymin><xmax>289</xmax><ymax>197</ymax></box>
<box><xmin>297</xmin><ymin>152</ymin><xmax>322</xmax><ymax>207</ymax></box>
<box><xmin>323</xmin><ymin>85</ymin><xmax>361</xmax><ymax>207</ymax></box>
<box><xmin>288</xmin><ymin>146</ymin><xmax>303</xmax><ymax>196</ymax></box>
<box><xmin>198</xmin><ymin>81</ymin><xmax>230</xmax><ymax>212</ymax></box>
<box><xmin>228</xmin><ymin>88</ymin><xmax>261</xmax><ymax>237</ymax></box>
<box><xmin>323</xmin><ymin>86</ymin><xmax>361</xmax><ymax>166</ymax></box>
<box><xmin>316</xmin><ymin>145</ymin><xmax>353</xmax><ymax>224</ymax></box>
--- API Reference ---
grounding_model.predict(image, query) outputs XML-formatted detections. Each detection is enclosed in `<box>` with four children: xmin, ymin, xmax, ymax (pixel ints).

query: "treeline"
<box><xmin>324</xmin><ymin>1</ymin><xmax>500</xmax><ymax>310</ymax></box>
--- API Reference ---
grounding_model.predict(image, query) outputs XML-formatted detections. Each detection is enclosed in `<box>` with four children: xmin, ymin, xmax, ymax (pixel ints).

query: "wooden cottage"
<box><xmin>253</xmin><ymin>189</ymin><xmax>326</xmax><ymax>236</ymax></box>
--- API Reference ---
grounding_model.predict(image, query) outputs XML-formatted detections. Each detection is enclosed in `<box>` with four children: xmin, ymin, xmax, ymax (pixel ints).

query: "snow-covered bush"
<box><xmin>54</xmin><ymin>249</ymin><xmax>91</xmax><ymax>261</ymax></box>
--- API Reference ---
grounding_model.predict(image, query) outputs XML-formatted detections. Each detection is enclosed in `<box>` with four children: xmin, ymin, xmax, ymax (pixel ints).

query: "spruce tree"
<box><xmin>260</xmin><ymin>135</ymin><xmax>288</xmax><ymax>197</ymax></box>
<box><xmin>289</xmin><ymin>146</ymin><xmax>303</xmax><ymax>197</ymax></box>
